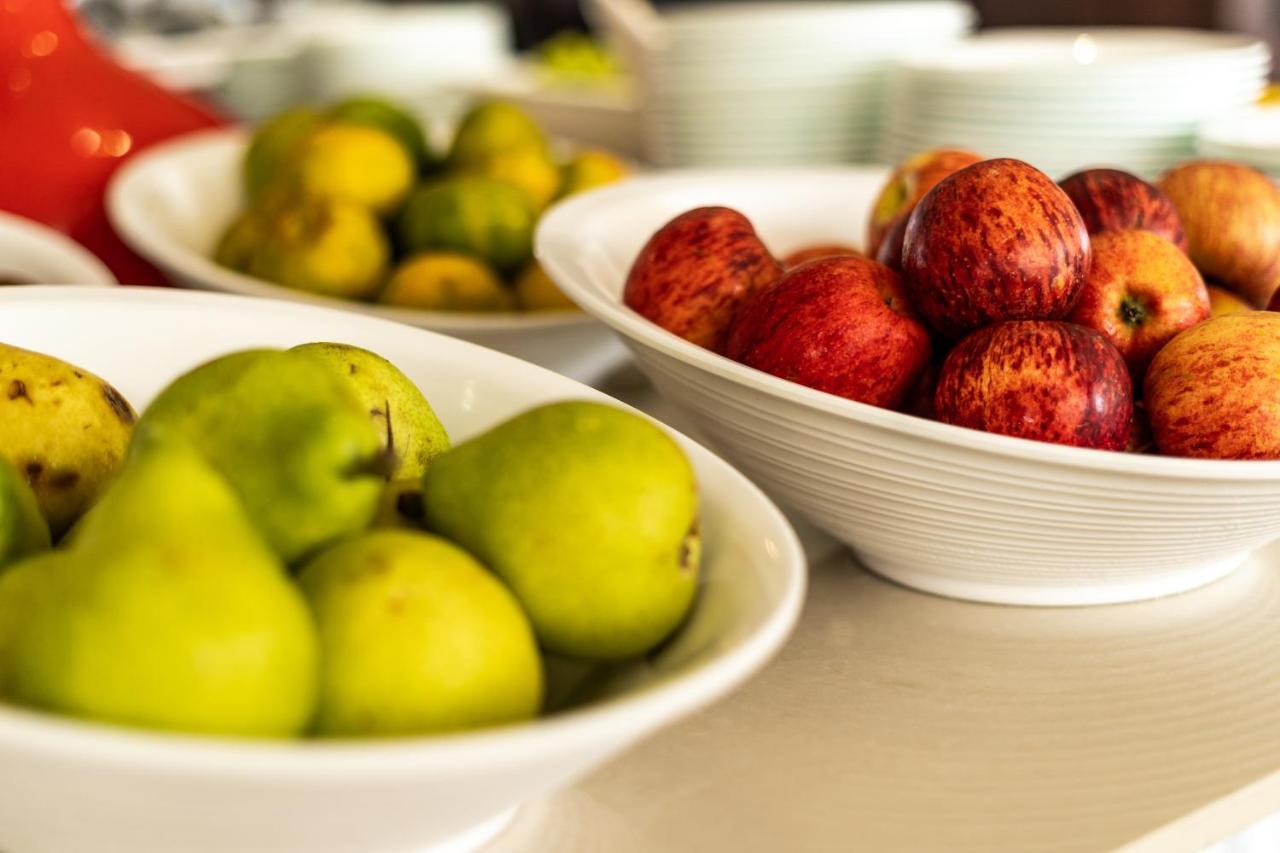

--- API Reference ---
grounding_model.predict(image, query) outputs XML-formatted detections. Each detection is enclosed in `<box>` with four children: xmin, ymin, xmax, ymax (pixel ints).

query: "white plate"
<box><xmin>901</xmin><ymin>28</ymin><xmax>1268</xmax><ymax>78</ymax></box>
<box><xmin>0</xmin><ymin>285</ymin><xmax>805</xmax><ymax>853</ymax></box>
<box><xmin>538</xmin><ymin>167</ymin><xmax>1280</xmax><ymax>606</ymax></box>
<box><xmin>105</xmin><ymin>128</ymin><xmax>628</xmax><ymax>385</ymax></box>
<box><xmin>0</xmin><ymin>212</ymin><xmax>116</xmax><ymax>287</ymax></box>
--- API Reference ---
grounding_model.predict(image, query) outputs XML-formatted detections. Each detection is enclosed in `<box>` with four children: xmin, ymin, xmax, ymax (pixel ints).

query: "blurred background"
<box><xmin>73</xmin><ymin>0</ymin><xmax>1280</xmax><ymax>174</ymax></box>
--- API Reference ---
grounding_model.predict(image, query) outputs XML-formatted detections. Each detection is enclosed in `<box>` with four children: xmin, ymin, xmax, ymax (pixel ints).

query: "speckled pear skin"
<box><xmin>422</xmin><ymin>401</ymin><xmax>700</xmax><ymax>661</ymax></box>
<box><xmin>1146</xmin><ymin>313</ymin><xmax>1280</xmax><ymax>459</ymax></box>
<box><xmin>1059</xmin><ymin>168</ymin><xmax>1188</xmax><ymax>252</ymax></box>
<box><xmin>724</xmin><ymin>256</ymin><xmax>932</xmax><ymax>409</ymax></box>
<box><xmin>0</xmin><ymin>343</ymin><xmax>135</xmax><ymax>537</ymax></box>
<box><xmin>290</xmin><ymin>342</ymin><xmax>450</xmax><ymax>479</ymax></box>
<box><xmin>623</xmin><ymin>206</ymin><xmax>782</xmax><ymax>353</ymax></box>
<box><xmin>902</xmin><ymin>158</ymin><xmax>1091</xmax><ymax>339</ymax></box>
<box><xmin>935</xmin><ymin>320</ymin><xmax>1133</xmax><ymax>451</ymax></box>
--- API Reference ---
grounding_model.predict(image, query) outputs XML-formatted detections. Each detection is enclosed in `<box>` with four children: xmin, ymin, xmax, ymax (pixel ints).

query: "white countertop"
<box><xmin>481</xmin><ymin>377</ymin><xmax>1280</xmax><ymax>852</ymax></box>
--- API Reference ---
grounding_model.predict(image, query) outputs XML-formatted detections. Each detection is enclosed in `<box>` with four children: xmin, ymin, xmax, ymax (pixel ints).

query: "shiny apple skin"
<box><xmin>1146</xmin><ymin>312</ymin><xmax>1280</xmax><ymax>459</ymax></box>
<box><xmin>624</xmin><ymin>206</ymin><xmax>782</xmax><ymax>353</ymax></box>
<box><xmin>935</xmin><ymin>320</ymin><xmax>1133</xmax><ymax>451</ymax></box>
<box><xmin>724</xmin><ymin>256</ymin><xmax>932</xmax><ymax>409</ymax></box>
<box><xmin>901</xmin><ymin>158</ymin><xmax>1092</xmax><ymax>339</ymax></box>
<box><xmin>1059</xmin><ymin>168</ymin><xmax>1188</xmax><ymax>253</ymax></box>
<box><xmin>1065</xmin><ymin>229</ymin><xmax>1208</xmax><ymax>382</ymax></box>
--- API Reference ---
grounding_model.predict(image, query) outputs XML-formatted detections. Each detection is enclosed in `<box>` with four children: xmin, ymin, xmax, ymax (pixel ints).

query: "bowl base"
<box><xmin>418</xmin><ymin>808</ymin><xmax>516</xmax><ymax>853</ymax></box>
<box><xmin>856</xmin><ymin>550</ymin><xmax>1253</xmax><ymax>607</ymax></box>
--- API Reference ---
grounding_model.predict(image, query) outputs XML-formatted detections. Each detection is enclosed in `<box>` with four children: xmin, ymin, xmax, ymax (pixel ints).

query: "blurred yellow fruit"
<box><xmin>248</xmin><ymin>196</ymin><xmax>389</xmax><ymax>299</ymax></box>
<box><xmin>536</xmin><ymin>31</ymin><xmax>621</xmax><ymax>80</ymax></box>
<box><xmin>1260</xmin><ymin>84</ymin><xmax>1280</xmax><ymax>108</ymax></box>
<box><xmin>329</xmin><ymin>96</ymin><xmax>433</xmax><ymax>172</ymax></box>
<box><xmin>243</xmin><ymin>107</ymin><xmax>325</xmax><ymax>200</ymax></box>
<box><xmin>214</xmin><ymin>210</ymin><xmax>266</xmax><ymax>272</ymax></box>
<box><xmin>397</xmin><ymin>177</ymin><xmax>537</xmax><ymax>274</ymax></box>
<box><xmin>287</xmin><ymin>124</ymin><xmax>415</xmax><ymax>216</ymax></box>
<box><xmin>556</xmin><ymin>149</ymin><xmax>629</xmax><ymax>199</ymax></box>
<box><xmin>381</xmin><ymin>253</ymin><xmax>515</xmax><ymax>312</ymax></box>
<box><xmin>465</xmin><ymin>148</ymin><xmax>561</xmax><ymax>210</ymax></box>
<box><xmin>449</xmin><ymin>101</ymin><xmax>547</xmax><ymax>167</ymax></box>
<box><xmin>1207</xmin><ymin>283</ymin><xmax>1254</xmax><ymax>316</ymax></box>
<box><xmin>515</xmin><ymin>262</ymin><xmax>578</xmax><ymax>311</ymax></box>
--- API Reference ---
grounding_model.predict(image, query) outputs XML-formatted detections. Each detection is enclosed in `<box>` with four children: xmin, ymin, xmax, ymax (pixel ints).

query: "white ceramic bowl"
<box><xmin>0</xmin><ymin>212</ymin><xmax>115</xmax><ymax>287</ymax></box>
<box><xmin>537</xmin><ymin>168</ymin><xmax>1280</xmax><ymax>607</ymax></box>
<box><xmin>0</xmin><ymin>286</ymin><xmax>804</xmax><ymax>853</ymax></box>
<box><xmin>106</xmin><ymin>128</ymin><xmax>628</xmax><ymax>385</ymax></box>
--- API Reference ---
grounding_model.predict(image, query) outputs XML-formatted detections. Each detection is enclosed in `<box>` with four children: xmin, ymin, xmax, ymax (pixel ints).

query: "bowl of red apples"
<box><xmin>538</xmin><ymin>153</ymin><xmax>1280</xmax><ymax>605</ymax></box>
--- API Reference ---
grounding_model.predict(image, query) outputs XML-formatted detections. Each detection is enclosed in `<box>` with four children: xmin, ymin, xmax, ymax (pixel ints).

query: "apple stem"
<box><xmin>1119</xmin><ymin>295</ymin><xmax>1147</xmax><ymax>326</ymax></box>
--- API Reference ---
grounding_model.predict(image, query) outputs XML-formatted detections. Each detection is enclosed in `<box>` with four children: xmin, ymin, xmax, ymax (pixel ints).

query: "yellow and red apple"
<box><xmin>1059</xmin><ymin>168</ymin><xmax>1187</xmax><ymax>252</ymax></box>
<box><xmin>623</xmin><ymin>206</ymin><xmax>781</xmax><ymax>353</ymax></box>
<box><xmin>866</xmin><ymin>148</ymin><xmax>983</xmax><ymax>262</ymax></box>
<box><xmin>1146</xmin><ymin>312</ymin><xmax>1280</xmax><ymax>458</ymax></box>
<box><xmin>1157</xmin><ymin>161</ymin><xmax>1280</xmax><ymax>307</ymax></box>
<box><xmin>935</xmin><ymin>320</ymin><xmax>1133</xmax><ymax>450</ymax></box>
<box><xmin>724</xmin><ymin>256</ymin><xmax>931</xmax><ymax>409</ymax></box>
<box><xmin>901</xmin><ymin>158</ymin><xmax>1091</xmax><ymax>339</ymax></box>
<box><xmin>1066</xmin><ymin>229</ymin><xmax>1208</xmax><ymax>381</ymax></box>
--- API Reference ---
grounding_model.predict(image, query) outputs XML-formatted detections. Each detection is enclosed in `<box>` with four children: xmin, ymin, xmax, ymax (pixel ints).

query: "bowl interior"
<box><xmin>0</xmin><ymin>286</ymin><xmax>803</xmax><ymax>768</ymax></box>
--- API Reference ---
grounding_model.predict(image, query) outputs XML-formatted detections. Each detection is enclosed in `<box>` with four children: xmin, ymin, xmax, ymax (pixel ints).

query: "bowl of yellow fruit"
<box><xmin>107</xmin><ymin>98</ymin><xmax>633</xmax><ymax>383</ymax></box>
<box><xmin>0</xmin><ymin>285</ymin><xmax>803</xmax><ymax>853</ymax></box>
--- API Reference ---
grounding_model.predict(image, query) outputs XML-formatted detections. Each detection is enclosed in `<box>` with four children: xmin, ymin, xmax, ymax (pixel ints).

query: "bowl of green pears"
<box><xmin>0</xmin><ymin>285</ymin><xmax>804</xmax><ymax>853</ymax></box>
<box><xmin>107</xmin><ymin>98</ymin><xmax>633</xmax><ymax>385</ymax></box>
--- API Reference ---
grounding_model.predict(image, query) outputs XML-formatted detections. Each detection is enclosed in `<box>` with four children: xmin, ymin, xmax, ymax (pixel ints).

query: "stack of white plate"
<box><xmin>881</xmin><ymin>28</ymin><xmax>1271</xmax><ymax>179</ymax></box>
<box><xmin>1197</xmin><ymin>108</ymin><xmax>1280</xmax><ymax>180</ymax></box>
<box><xmin>617</xmin><ymin>1</ymin><xmax>974</xmax><ymax>167</ymax></box>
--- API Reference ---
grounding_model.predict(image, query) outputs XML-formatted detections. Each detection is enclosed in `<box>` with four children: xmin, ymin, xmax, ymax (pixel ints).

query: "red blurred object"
<box><xmin>0</xmin><ymin>0</ymin><xmax>226</xmax><ymax>285</ymax></box>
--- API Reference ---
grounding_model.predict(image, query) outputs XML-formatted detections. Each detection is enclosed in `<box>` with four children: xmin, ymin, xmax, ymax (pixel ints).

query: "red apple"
<box><xmin>874</xmin><ymin>213</ymin><xmax>910</xmax><ymax>272</ymax></box>
<box><xmin>1157</xmin><ymin>161</ymin><xmax>1280</xmax><ymax>307</ymax></box>
<box><xmin>1127</xmin><ymin>401</ymin><xmax>1154</xmax><ymax>454</ymax></box>
<box><xmin>1146</xmin><ymin>312</ymin><xmax>1280</xmax><ymax>458</ymax></box>
<box><xmin>724</xmin><ymin>256</ymin><xmax>931</xmax><ymax>408</ymax></box>
<box><xmin>1059</xmin><ymin>168</ymin><xmax>1187</xmax><ymax>252</ymax></box>
<box><xmin>867</xmin><ymin>148</ymin><xmax>983</xmax><ymax>259</ymax></box>
<box><xmin>935</xmin><ymin>320</ymin><xmax>1132</xmax><ymax>451</ymax></box>
<box><xmin>901</xmin><ymin>158</ymin><xmax>1091</xmax><ymax>339</ymax></box>
<box><xmin>1065</xmin><ymin>229</ymin><xmax>1208</xmax><ymax>381</ymax></box>
<box><xmin>782</xmin><ymin>243</ymin><xmax>863</xmax><ymax>269</ymax></box>
<box><xmin>1210</xmin><ymin>282</ymin><xmax>1253</xmax><ymax>316</ymax></box>
<box><xmin>624</xmin><ymin>206</ymin><xmax>781</xmax><ymax>352</ymax></box>
<box><xmin>899</xmin><ymin>358</ymin><xmax>941</xmax><ymax>420</ymax></box>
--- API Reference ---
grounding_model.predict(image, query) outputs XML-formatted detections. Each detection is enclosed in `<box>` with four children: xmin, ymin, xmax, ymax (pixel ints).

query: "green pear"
<box><xmin>1</xmin><ymin>439</ymin><xmax>317</xmax><ymax>736</ymax></box>
<box><xmin>135</xmin><ymin>349</ymin><xmax>386</xmax><ymax>563</ymax></box>
<box><xmin>298</xmin><ymin>529</ymin><xmax>541</xmax><ymax>736</ymax></box>
<box><xmin>292</xmin><ymin>343</ymin><xmax>450</xmax><ymax>529</ymax></box>
<box><xmin>0</xmin><ymin>458</ymin><xmax>49</xmax><ymax>568</ymax></box>
<box><xmin>0</xmin><ymin>342</ymin><xmax>136</xmax><ymax>537</ymax></box>
<box><xmin>422</xmin><ymin>401</ymin><xmax>701</xmax><ymax>660</ymax></box>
